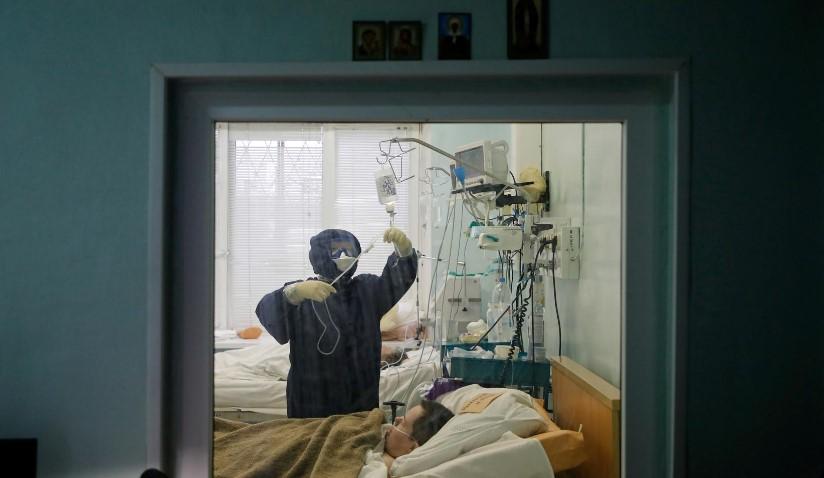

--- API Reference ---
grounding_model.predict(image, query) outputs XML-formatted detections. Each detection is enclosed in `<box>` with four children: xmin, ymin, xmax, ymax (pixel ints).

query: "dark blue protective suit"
<box><xmin>256</xmin><ymin>229</ymin><xmax>418</xmax><ymax>418</ymax></box>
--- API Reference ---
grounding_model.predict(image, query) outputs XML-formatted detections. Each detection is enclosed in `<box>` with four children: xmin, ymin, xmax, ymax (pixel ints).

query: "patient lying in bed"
<box><xmin>380</xmin><ymin>302</ymin><xmax>424</xmax><ymax>342</ymax></box>
<box><xmin>381</xmin><ymin>400</ymin><xmax>454</xmax><ymax>470</ymax></box>
<box><xmin>380</xmin><ymin>345</ymin><xmax>408</xmax><ymax>368</ymax></box>
<box><xmin>213</xmin><ymin>400</ymin><xmax>453</xmax><ymax>478</ymax></box>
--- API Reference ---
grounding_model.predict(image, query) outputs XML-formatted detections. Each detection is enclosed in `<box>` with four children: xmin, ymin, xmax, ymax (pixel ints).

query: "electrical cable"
<box><xmin>530</xmin><ymin>271</ymin><xmax>535</xmax><ymax>363</ymax></box>
<box><xmin>527</xmin><ymin>241</ymin><xmax>546</xmax><ymax>364</ymax></box>
<box><xmin>498</xmin><ymin>240</ymin><xmax>549</xmax><ymax>384</ymax></box>
<box><xmin>551</xmin><ymin>241</ymin><xmax>562</xmax><ymax>357</ymax></box>
<box><xmin>500</xmin><ymin>280</ymin><xmax>530</xmax><ymax>385</ymax></box>
<box><xmin>460</xmin><ymin>190</ymin><xmax>483</xmax><ymax>221</ymax></box>
<box><xmin>462</xmin><ymin>190</ymin><xmax>487</xmax><ymax>222</ymax></box>
<box><xmin>528</xmin><ymin>274</ymin><xmax>536</xmax><ymax>397</ymax></box>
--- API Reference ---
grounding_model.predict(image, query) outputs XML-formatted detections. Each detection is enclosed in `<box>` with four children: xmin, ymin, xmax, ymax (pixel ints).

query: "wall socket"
<box><xmin>556</xmin><ymin>226</ymin><xmax>581</xmax><ymax>279</ymax></box>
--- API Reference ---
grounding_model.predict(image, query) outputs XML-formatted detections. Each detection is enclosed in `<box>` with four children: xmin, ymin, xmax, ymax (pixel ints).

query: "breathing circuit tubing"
<box><xmin>311</xmin><ymin>237</ymin><xmax>379</xmax><ymax>356</ymax></box>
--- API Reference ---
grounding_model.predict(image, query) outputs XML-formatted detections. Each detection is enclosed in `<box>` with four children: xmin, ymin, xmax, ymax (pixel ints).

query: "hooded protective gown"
<box><xmin>256</xmin><ymin>229</ymin><xmax>417</xmax><ymax>418</ymax></box>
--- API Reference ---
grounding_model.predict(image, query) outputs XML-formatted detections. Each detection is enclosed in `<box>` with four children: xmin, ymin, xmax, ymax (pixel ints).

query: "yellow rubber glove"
<box><xmin>384</xmin><ymin>227</ymin><xmax>413</xmax><ymax>257</ymax></box>
<box><xmin>284</xmin><ymin>280</ymin><xmax>336</xmax><ymax>304</ymax></box>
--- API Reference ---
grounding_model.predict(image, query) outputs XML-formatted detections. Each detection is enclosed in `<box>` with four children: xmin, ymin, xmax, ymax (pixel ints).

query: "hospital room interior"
<box><xmin>211</xmin><ymin>122</ymin><xmax>623</xmax><ymax>478</ymax></box>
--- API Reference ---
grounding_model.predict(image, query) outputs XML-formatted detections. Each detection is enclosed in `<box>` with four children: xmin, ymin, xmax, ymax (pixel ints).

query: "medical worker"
<box><xmin>256</xmin><ymin>228</ymin><xmax>417</xmax><ymax>418</ymax></box>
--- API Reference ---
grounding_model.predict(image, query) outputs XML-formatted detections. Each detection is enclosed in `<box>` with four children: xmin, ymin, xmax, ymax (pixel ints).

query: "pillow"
<box><xmin>380</xmin><ymin>304</ymin><xmax>401</xmax><ymax>333</ymax></box>
<box><xmin>213</xmin><ymin>342</ymin><xmax>291</xmax><ymax>379</ymax></box>
<box><xmin>394</xmin><ymin>432</ymin><xmax>552</xmax><ymax>478</ymax></box>
<box><xmin>390</xmin><ymin>385</ymin><xmax>548</xmax><ymax>477</ymax></box>
<box><xmin>381</xmin><ymin>301</ymin><xmax>417</xmax><ymax>335</ymax></box>
<box><xmin>237</xmin><ymin>326</ymin><xmax>263</xmax><ymax>339</ymax></box>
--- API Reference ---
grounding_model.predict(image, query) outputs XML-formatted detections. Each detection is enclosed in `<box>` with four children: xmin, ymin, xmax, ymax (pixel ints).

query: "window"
<box><xmin>333</xmin><ymin>128</ymin><xmax>412</xmax><ymax>275</ymax></box>
<box><xmin>215</xmin><ymin>123</ymin><xmax>418</xmax><ymax>329</ymax></box>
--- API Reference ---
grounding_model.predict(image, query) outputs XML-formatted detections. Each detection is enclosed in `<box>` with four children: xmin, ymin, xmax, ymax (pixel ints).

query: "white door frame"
<box><xmin>147</xmin><ymin>60</ymin><xmax>690</xmax><ymax>477</ymax></box>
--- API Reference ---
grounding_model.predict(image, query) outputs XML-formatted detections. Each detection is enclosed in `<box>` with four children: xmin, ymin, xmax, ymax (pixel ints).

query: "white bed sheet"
<box><xmin>359</xmin><ymin>432</ymin><xmax>552</xmax><ymax>478</ymax></box>
<box><xmin>214</xmin><ymin>342</ymin><xmax>440</xmax><ymax>413</ymax></box>
<box><xmin>214</xmin><ymin>331</ymin><xmax>275</xmax><ymax>351</ymax></box>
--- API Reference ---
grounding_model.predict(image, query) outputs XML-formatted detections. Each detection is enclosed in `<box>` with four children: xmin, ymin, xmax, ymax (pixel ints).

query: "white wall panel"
<box><xmin>542</xmin><ymin>123</ymin><xmax>622</xmax><ymax>387</ymax></box>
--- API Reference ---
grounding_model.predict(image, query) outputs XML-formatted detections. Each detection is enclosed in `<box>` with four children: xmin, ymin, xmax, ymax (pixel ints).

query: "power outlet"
<box><xmin>556</xmin><ymin>226</ymin><xmax>580</xmax><ymax>279</ymax></box>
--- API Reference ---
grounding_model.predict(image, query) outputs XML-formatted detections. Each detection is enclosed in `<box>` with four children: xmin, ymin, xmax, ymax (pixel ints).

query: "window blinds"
<box><xmin>227</xmin><ymin>125</ymin><xmax>324</xmax><ymax>329</ymax></box>
<box><xmin>219</xmin><ymin>123</ymin><xmax>416</xmax><ymax>329</ymax></box>
<box><xmin>334</xmin><ymin>128</ymin><xmax>410</xmax><ymax>275</ymax></box>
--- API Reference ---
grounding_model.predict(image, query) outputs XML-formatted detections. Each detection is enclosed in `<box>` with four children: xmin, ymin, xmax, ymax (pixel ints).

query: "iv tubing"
<box><xmin>313</xmin><ymin>235</ymin><xmax>380</xmax><ymax>355</ymax></box>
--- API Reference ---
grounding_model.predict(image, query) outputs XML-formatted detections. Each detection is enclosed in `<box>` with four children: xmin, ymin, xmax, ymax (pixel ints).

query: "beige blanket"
<box><xmin>214</xmin><ymin>409</ymin><xmax>385</xmax><ymax>478</ymax></box>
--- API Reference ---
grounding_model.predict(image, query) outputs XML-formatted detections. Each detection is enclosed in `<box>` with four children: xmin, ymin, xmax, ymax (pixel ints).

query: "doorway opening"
<box><xmin>148</xmin><ymin>61</ymin><xmax>688</xmax><ymax>478</ymax></box>
<box><xmin>211</xmin><ymin>121</ymin><xmax>623</xmax><ymax>476</ymax></box>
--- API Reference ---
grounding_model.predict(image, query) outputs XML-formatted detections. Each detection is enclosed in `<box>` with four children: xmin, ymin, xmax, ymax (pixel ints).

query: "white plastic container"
<box><xmin>374</xmin><ymin>168</ymin><xmax>398</xmax><ymax>205</ymax></box>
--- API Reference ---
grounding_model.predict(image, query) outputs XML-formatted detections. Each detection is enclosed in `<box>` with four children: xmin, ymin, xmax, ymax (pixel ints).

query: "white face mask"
<box><xmin>332</xmin><ymin>253</ymin><xmax>357</xmax><ymax>272</ymax></box>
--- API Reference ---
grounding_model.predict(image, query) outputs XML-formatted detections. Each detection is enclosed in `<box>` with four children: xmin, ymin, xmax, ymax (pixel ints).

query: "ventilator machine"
<box><xmin>375</xmin><ymin>135</ymin><xmax>583</xmax><ymax>388</ymax></box>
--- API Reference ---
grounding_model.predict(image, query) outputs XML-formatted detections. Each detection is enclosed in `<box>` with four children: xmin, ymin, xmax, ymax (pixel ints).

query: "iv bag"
<box><xmin>375</xmin><ymin>168</ymin><xmax>398</xmax><ymax>205</ymax></box>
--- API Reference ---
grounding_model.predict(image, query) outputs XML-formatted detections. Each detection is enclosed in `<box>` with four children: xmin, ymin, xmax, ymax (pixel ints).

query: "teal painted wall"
<box><xmin>1</xmin><ymin>1</ymin><xmax>821</xmax><ymax>477</ymax></box>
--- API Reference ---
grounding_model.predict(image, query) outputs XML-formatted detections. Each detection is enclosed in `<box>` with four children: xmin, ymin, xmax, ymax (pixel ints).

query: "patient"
<box><xmin>213</xmin><ymin>400</ymin><xmax>453</xmax><ymax>478</ymax></box>
<box><xmin>380</xmin><ymin>302</ymin><xmax>424</xmax><ymax>342</ymax></box>
<box><xmin>382</xmin><ymin>400</ymin><xmax>454</xmax><ymax>470</ymax></box>
<box><xmin>380</xmin><ymin>345</ymin><xmax>408</xmax><ymax>368</ymax></box>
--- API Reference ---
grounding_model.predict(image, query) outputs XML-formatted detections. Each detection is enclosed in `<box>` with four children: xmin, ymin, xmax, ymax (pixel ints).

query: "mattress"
<box><xmin>214</xmin><ymin>342</ymin><xmax>440</xmax><ymax>414</ymax></box>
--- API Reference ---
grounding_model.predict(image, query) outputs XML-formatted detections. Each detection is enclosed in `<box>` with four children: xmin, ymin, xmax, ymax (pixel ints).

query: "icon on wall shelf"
<box><xmin>507</xmin><ymin>0</ymin><xmax>549</xmax><ymax>59</ymax></box>
<box><xmin>353</xmin><ymin>21</ymin><xmax>387</xmax><ymax>61</ymax></box>
<box><xmin>438</xmin><ymin>13</ymin><xmax>471</xmax><ymax>60</ymax></box>
<box><xmin>388</xmin><ymin>21</ymin><xmax>422</xmax><ymax>61</ymax></box>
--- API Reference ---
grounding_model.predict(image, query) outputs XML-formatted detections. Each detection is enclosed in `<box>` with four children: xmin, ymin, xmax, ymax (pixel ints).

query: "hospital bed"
<box><xmin>213</xmin><ymin>330</ymin><xmax>273</xmax><ymax>351</ymax></box>
<box><xmin>213</xmin><ymin>341</ymin><xmax>440</xmax><ymax>420</ymax></box>
<box><xmin>214</xmin><ymin>354</ymin><xmax>618</xmax><ymax>478</ymax></box>
<box><xmin>365</xmin><ymin>355</ymin><xmax>620</xmax><ymax>478</ymax></box>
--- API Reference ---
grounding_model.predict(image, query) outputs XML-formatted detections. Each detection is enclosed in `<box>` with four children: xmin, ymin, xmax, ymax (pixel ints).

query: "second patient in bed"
<box><xmin>382</xmin><ymin>400</ymin><xmax>454</xmax><ymax>470</ymax></box>
<box><xmin>380</xmin><ymin>345</ymin><xmax>407</xmax><ymax>368</ymax></box>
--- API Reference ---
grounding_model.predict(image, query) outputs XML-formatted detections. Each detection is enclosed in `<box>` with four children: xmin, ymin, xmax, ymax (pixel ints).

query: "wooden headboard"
<box><xmin>550</xmin><ymin>356</ymin><xmax>621</xmax><ymax>478</ymax></box>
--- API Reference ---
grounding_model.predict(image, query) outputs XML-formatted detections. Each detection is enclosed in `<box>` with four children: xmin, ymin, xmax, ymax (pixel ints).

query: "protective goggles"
<box><xmin>329</xmin><ymin>241</ymin><xmax>357</xmax><ymax>259</ymax></box>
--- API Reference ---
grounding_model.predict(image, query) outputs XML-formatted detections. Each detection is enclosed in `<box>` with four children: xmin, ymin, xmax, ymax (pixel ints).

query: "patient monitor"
<box><xmin>453</xmin><ymin>140</ymin><xmax>509</xmax><ymax>188</ymax></box>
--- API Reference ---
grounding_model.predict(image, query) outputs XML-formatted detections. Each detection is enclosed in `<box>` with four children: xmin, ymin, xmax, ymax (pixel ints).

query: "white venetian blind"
<box><xmin>227</xmin><ymin>124</ymin><xmax>324</xmax><ymax>328</ymax></box>
<box><xmin>334</xmin><ymin>128</ymin><xmax>411</xmax><ymax>274</ymax></box>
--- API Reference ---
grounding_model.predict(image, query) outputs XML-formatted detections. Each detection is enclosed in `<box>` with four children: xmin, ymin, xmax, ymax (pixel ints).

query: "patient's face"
<box><xmin>380</xmin><ymin>345</ymin><xmax>405</xmax><ymax>365</ymax></box>
<box><xmin>384</xmin><ymin>405</ymin><xmax>424</xmax><ymax>458</ymax></box>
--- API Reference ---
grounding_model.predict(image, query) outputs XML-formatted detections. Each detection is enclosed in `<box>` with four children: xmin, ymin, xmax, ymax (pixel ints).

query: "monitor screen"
<box><xmin>455</xmin><ymin>145</ymin><xmax>484</xmax><ymax>178</ymax></box>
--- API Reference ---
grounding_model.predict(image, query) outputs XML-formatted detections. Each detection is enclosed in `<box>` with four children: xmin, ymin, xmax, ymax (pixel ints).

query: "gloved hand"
<box><xmin>384</xmin><ymin>227</ymin><xmax>413</xmax><ymax>257</ymax></box>
<box><xmin>284</xmin><ymin>280</ymin><xmax>336</xmax><ymax>305</ymax></box>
